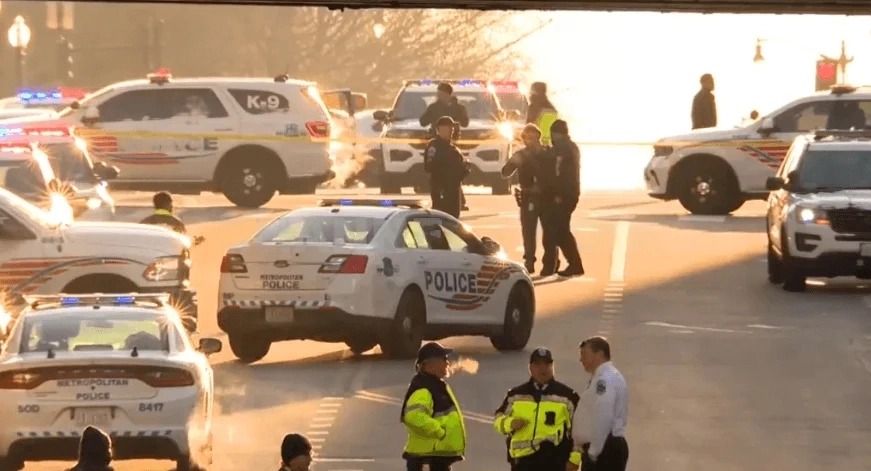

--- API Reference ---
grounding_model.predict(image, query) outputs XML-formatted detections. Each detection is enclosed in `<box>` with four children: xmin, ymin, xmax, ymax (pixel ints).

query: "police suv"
<box><xmin>0</xmin><ymin>294</ymin><xmax>221</xmax><ymax>471</ymax></box>
<box><xmin>0</xmin><ymin>187</ymin><xmax>198</xmax><ymax>324</ymax></box>
<box><xmin>372</xmin><ymin>79</ymin><xmax>515</xmax><ymax>195</ymax></box>
<box><xmin>8</xmin><ymin>70</ymin><xmax>336</xmax><ymax>208</ymax></box>
<box><xmin>646</xmin><ymin>84</ymin><xmax>871</xmax><ymax>215</ymax></box>
<box><xmin>217</xmin><ymin>199</ymin><xmax>535</xmax><ymax>363</ymax></box>
<box><xmin>765</xmin><ymin>130</ymin><xmax>871</xmax><ymax>291</ymax></box>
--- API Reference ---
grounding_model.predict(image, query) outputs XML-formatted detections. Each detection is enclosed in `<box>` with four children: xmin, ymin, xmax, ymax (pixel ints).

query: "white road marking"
<box><xmin>678</xmin><ymin>215</ymin><xmax>727</xmax><ymax>222</ymax></box>
<box><xmin>306</xmin><ymin>397</ymin><xmax>345</xmax><ymax>456</ymax></box>
<box><xmin>609</xmin><ymin>221</ymin><xmax>630</xmax><ymax>282</ymax></box>
<box><xmin>645</xmin><ymin>321</ymin><xmax>752</xmax><ymax>334</ymax></box>
<box><xmin>747</xmin><ymin>324</ymin><xmax>789</xmax><ymax>329</ymax></box>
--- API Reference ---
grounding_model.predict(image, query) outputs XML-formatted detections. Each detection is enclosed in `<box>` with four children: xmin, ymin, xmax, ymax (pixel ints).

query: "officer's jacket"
<box><xmin>139</xmin><ymin>209</ymin><xmax>187</xmax><ymax>234</ymax></box>
<box><xmin>526</xmin><ymin>100</ymin><xmax>559</xmax><ymax>146</ymax></box>
<box><xmin>419</xmin><ymin>100</ymin><xmax>470</xmax><ymax>130</ymax></box>
<box><xmin>551</xmin><ymin>137</ymin><xmax>581</xmax><ymax>201</ymax></box>
<box><xmin>400</xmin><ymin>372</ymin><xmax>466</xmax><ymax>461</ymax></box>
<box><xmin>493</xmin><ymin>378</ymin><xmax>582</xmax><ymax>465</ymax></box>
<box><xmin>424</xmin><ymin>138</ymin><xmax>468</xmax><ymax>187</ymax></box>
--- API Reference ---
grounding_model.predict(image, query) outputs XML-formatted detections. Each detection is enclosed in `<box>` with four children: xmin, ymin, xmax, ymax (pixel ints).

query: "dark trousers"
<box><xmin>581</xmin><ymin>436</ymin><xmax>629</xmax><ymax>471</ymax></box>
<box><xmin>511</xmin><ymin>448</ymin><xmax>565</xmax><ymax>471</ymax></box>
<box><xmin>406</xmin><ymin>458</ymin><xmax>453</xmax><ymax>471</ymax></box>
<box><xmin>542</xmin><ymin>201</ymin><xmax>583</xmax><ymax>271</ymax></box>
<box><xmin>431</xmin><ymin>184</ymin><xmax>462</xmax><ymax>218</ymax></box>
<box><xmin>520</xmin><ymin>199</ymin><xmax>547</xmax><ymax>269</ymax></box>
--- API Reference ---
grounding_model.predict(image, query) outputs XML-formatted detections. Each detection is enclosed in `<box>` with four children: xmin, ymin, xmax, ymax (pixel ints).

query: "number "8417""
<box><xmin>138</xmin><ymin>403</ymin><xmax>164</xmax><ymax>412</ymax></box>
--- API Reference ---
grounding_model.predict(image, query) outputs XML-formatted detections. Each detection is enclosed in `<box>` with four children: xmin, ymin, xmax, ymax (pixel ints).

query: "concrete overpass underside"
<box><xmin>152</xmin><ymin>0</ymin><xmax>871</xmax><ymax>15</ymax></box>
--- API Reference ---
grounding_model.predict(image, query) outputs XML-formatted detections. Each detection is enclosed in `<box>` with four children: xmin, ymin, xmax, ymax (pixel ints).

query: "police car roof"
<box><xmin>807</xmin><ymin>140</ymin><xmax>871</xmax><ymax>151</ymax></box>
<box><xmin>110</xmin><ymin>76</ymin><xmax>315</xmax><ymax>90</ymax></box>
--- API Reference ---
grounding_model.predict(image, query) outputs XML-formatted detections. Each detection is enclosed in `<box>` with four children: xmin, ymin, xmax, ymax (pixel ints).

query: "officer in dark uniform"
<box><xmin>493</xmin><ymin>347</ymin><xmax>582</xmax><ymax>471</ymax></box>
<box><xmin>501</xmin><ymin>124</ymin><xmax>557</xmax><ymax>275</ymax></box>
<box><xmin>139</xmin><ymin>191</ymin><xmax>205</xmax><ymax>245</ymax></box>
<box><xmin>278</xmin><ymin>433</ymin><xmax>314</xmax><ymax>471</ymax></box>
<box><xmin>419</xmin><ymin>83</ymin><xmax>471</xmax><ymax>211</ymax></box>
<box><xmin>424</xmin><ymin>116</ymin><xmax>469</xmax><ymax>218</ymax></box>
<box><xmin>546</xmin><ymin>120</ymin><xmax>584</xmax><ymax>277</ymax></box>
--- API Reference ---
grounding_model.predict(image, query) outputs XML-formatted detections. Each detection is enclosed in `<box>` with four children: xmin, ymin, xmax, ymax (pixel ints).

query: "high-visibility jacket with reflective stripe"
<box><xmin>493</xmin><ymin>379</ymin><xmax>581</xmax><ymax>465</ymax></box>
<box><xmin>536</xmin><ymin>108</ymin><xmax>559</xmax><ymax>146</ymax></box>
<box><xmin>401</xmin><ymin>373</ymin><xmax>466</xmax><ymax>459</ymax></box>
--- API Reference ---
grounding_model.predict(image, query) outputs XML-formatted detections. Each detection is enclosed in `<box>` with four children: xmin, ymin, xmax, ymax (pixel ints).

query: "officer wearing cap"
<box><xmin>400</xmin><ymin>342</ymin><xmax>467</xmax><ymax>471</ymax></box>
<box><xmin>278</xmin><ymin>433</ymin><xmax>313</xmax><ymax>471</ymax></box>
<box><xmin>493</xmin><ymin>347</ymin><xmax>582</xmax><ymax>471</ymax></box>
<box><xmin>424</xmin><ymin>116</ymin><xmax>469</xmax><ymax>218</ymax></box>
<box><xmin>526</xmin><ymin>82</ymin><xmax>559</xmax><ymax>146</ymax></box>
<box><xmin>139</xmin><ymin>191</ymin><xmax>205</xmax><ymax>245</ymax></box>
<box><xmin>419</xmin><ymin>82</ymin><xmax>471</xmax><ymax>211</ymax></box>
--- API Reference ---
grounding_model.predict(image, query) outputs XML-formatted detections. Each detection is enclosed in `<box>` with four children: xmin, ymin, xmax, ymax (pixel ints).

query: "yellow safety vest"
<box><xmin>493</xmin><ymin>380</ymin><xmax>581</xmax><ymax>466</ymax></box>
<box><xmin>536</xmin><ymin>108</ymin><xmax>559</xmax><ymax>146</ymax></box>
<box><xmin>401</xmin><ymin>375</ymin><xmax>467</xmax><ymax>459</ymax></box>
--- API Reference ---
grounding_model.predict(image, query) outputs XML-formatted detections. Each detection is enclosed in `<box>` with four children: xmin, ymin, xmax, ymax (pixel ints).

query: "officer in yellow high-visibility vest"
<box><xmin>400</xmin><ymin>342</ymin><xmax>467</xmax><ymax>471</ymax></box>
<box><xmin>493</xmin><ymin>347</ymin><xmax>582</xmax><ymax>471</ymax></box>
<box><xmin>525</xmin><ymin>82</ymin><xmax>559</xmax><ymax>146</ymax></box>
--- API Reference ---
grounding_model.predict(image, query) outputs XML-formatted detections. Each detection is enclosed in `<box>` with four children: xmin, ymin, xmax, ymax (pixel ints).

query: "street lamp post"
<box><xmin>7</xmin><ymin>16</ymin><xmax>31</xmax><ymax>89</ymax></box>
<box><xmin>755</xmin><ymin>37</ymin><xmax>854</xmax><ymax>82</ymax></box>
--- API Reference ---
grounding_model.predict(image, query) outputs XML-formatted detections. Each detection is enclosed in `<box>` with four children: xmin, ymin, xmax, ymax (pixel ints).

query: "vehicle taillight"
<box><xmin>306</xmin><ymin>121</ymin><xmax>330</xmax><ymax>139</ymax></box>
<box><xmin>319</xmin><ymin>255</ymin><xmax>368</xmax><ymax>274</ymax></box>
<box><xmin>138</xmin><ymin>367</ymin><xmax>195</xmax><ymax>388</ymax></box>
<box><xmin>0</xmin><ymin>370</ymin><xmax>43</xmax><ymax>390</ymax></box>
<box><xmin>220</xmin><ymin>254</ymin><xmax>247</xmax><ymax>273</ymax></box>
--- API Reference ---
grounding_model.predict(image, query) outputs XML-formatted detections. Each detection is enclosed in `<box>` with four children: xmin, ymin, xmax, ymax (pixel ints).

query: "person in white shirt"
<box><xmin>572</xmin><ymin>336</ymin><xmax>629</xmax><ymax>471</ymax></box>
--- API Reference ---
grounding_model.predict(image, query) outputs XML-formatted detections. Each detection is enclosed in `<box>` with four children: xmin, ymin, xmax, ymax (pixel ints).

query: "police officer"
<box><xmin>420</xmin><ymin>83</ymin><xmax>471</xmax><ymax>211</ymax></box>
<box><xmin>502</xmin><ymin>124</ymin><xmax>557</xmax><ymax>275</ymax></box>
<box><xmin>278</xmin><ymin>433</ymin><xmax>314</xmax><ymax>471</ymax></box>
<box><xmin>546</xmin><ymin>119</ymin><xmax>584</xmax><ymax>277</ymax></box>
<box><xmin>525</xmin><ymin>82</ymin><xmax>559</xmax><ymax>146</ymax></box>
<box><xmin>493</xmin><ymin>347</ymin><xmax>582</xmax><ymax>471</ymax></box>
<box><xmin>139</xmin><ymin>191</ymin><xmax>205</xmax><ymax>244</ymax></box>
<box><xmin>400</xmin><ymin>342</ymin><xmax>466</xmax><ymax>471</ymax></box>
<box><xmin>424</xmin><ymin>116</ymin><xmax>469</xmax><ymax>218</ymax></box>
<box><xmin>574</xmin><ymin>337</ymin><xmax>629</xmax><ymax>471</ymax></box>
<box><xmin>65</xmin><ymin>426</ymin><xmax>114</xmax><ymax>471</ymax></box>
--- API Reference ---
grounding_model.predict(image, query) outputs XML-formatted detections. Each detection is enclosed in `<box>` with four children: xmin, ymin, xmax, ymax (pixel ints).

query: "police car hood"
<box><xmin>61</xmin><ymin>222</ymin><xmax>189</xmax><ymax>253</ymax></box>
<box><xmin>390</xmin><ymin>119</ymin><xmax>493</xmax><ymax>131</ymax></box>
<box><xmin>791</xmin><ymin>190</ymin><xmax>871</xmax><ymax>210</ymax></box>
<box><xmin>658</xmin><ymin>127</ymin><xmax>750</xmax><ymax>148</ymax></box>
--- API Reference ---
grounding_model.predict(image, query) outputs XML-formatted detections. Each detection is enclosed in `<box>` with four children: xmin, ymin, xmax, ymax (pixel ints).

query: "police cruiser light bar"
<box><xmin>25</xmin><ymin>293</ymin><xmax>171</xmax><ymax>308</ymax></box>
<box><xmin>490</xmin><ymin>80</ymin><xmax>520</xmax><ymax>89</ymax></box>
<box><xmin>317</xmin><ymin>198</ymin><xmax>428</xmax><ymax>209</ymax></box>
<box><xmin>812</xmin><ymin>129</ymin><xmax>871</xmax><ymax>140</ymax></box>
<box><xmin>17</xmin><ymin>87</ymin><xmax>88</xmax><ymax>103</ymax></box>
<box><xmin>405</xmin><ymin>79</ymin><xmax>486</xmax><ymax>87</ymax></box>
<box><xmin>0</xmin><ymin>126</ymin><xmax>70</xmax><ymax>139</ymax></box>
<box><xmin>148</xmin><ymin>68</ymin><xmax>172</xmax><ymax>84</ymax></box>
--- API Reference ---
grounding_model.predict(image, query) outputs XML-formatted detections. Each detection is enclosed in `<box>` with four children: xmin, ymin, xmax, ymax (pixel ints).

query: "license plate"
<box><xmin>265</xmin><ymin>306</ymin><xmax>294</xmax><ymax>323</ymax></box>
<box><xmin>75</xmin><ymin>408</ymin><xmax>112</xmax><ymax>427</ymax></box>
<box><xmin>861</xmin><ymin>244</ymin><xmax>871</xmax><ymax>257</ymax></box>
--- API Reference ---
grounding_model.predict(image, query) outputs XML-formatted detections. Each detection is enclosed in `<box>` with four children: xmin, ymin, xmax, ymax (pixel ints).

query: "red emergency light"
<box><xmin>56</xmin><ymin>87</ymin><xmax>89</xmax><ymax>100</ymax></box>
<box><xmin>13</xmin><ymin>126</ymin><xmax>71</xmax><ymax>137</ymax></box>
<box><xmin>148</xmin><ymin>68</ymin><xmax>172</xmax><ymax>84</ymax></box>
<box><xmin>490</xmin><ymin>80</ymin><xmax>519</xmax><ymax>89</ymax></box>
<box><xmin>817</xmin><ymin>61</ymin><xmax>837</xmax><ymax>81</ymax></box>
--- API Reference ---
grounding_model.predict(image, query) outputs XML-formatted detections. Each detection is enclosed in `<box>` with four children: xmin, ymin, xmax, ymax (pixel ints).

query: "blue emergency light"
<box><xmin>60</xmin><ymin>297</ymin><xmax>80</xmax><ymax>305</ymax></box>
<box><xmin>59</xmin><ymin>295</ymin><xmax>136</xmax><ymax>305</ymax></box>
<box><xmin>338</xmin><ymin>199</ymin><xmax>354</xmax><ymax>205</ymax></box>
<box><xmin>115</xmin><ymin>296</ymin><xmax>136</xmax><ymax>304</ymax></box>
<box><xmin>318</xmin><ymin>198</ymin><xmax>427</xmax><ymax>209</ymax></box>
<box><xmin>17</xmin><ymin>89</ymin><xmax>64</xmax><ymax>103</ymax></box>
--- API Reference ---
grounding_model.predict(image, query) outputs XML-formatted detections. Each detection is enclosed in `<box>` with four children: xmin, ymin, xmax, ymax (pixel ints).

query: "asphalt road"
<box><xmin>25</xmin><ymin>189</ymin><xmax>871</xmax><ymax>471</ymax></box>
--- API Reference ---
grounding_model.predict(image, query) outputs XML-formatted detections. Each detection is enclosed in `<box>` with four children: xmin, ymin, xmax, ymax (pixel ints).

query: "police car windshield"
<box><xmin>0</xmin><ymin>188</ymin><xmax>60</xmax><ymax>228</ymax></box>
<box><xmin>394</xmin><ymin>90</ymin><xmax>499</xmax><ymax>121</ymax></box>
<box><xmin>0</xmin><ymin>159</ymin><xmax>49</xmax><ymax>198</ymax></box>
<box><xmin>254</xmin><ymin>214</ymin><xmax>385</xmax><ymax>244</ymax></box>
<box><xmin>42</xmin><ymin>143</ymin><xmax>96</xmax><ymax>183</ymax></box>
<box><xmin>496</xmin><ymin>92</ymin><xmax>528</xmax><ymax>115</ymax></box>
<box><xmin>796</xmin><ymin>149</ymin><xmax>871</xmax><ymax>191</ymax></box>
<box><xmin>20</xmin><ymin>312</ymin><xmax>169</xmax><ymax>353</ymax></box>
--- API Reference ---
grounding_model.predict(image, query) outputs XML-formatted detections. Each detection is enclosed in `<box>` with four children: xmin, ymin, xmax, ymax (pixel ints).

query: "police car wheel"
<box><xmin>345</xmin><ymin>337</ymin><xmax>378</xmax><ymax>355</ymax></box>
<box><xmin>380</xmin><ymin>290</ymin><xmax>425</xmax><ymax>359</ymax></box>
<box><xmin>767</xmin><ymin>241</ymin><xmax>784</xmax><ymax>284</ymax></box>
<box><xmin>220</xmin><ymin>158</ymin><xmax>278</xmax><ymax>208</ymax></box>
<box><xmin>0</xmin><ymin>457</ymin><xmax>23</xmax><ymax>471</ymax></box>
<box><xmin>676</xmin><ymin>159</ymin><xmax>739</xmax><ymax>215</ymax></box>
<box><xmin>228</xmin><ymin>334</ymin><xmax>271</xmax><ymax>363</ymax></box>
<box><xmin>490</xmin><ymin>285</ymin><xmax>533</xmax><ymax>351</ymax></box>
<box><xmin>779</xmin><ymin>231</ymin><xmax>807</xmax><ymax>292</ymax></box>
<box><xmin>175</xmin><ymin>455</ymin><xmax>206</xmax><ymax>471</ymax></box>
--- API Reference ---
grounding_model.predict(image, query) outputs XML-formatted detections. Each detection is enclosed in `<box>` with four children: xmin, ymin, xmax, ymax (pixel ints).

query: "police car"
<box><xmin>372</xmin><ymin>79</ymin><xmax>514</xmax><ymax>195</ymax></box>
<box><xmin>217</xmin><ymin>198</ymin><xmax>535</xmax><ymax>363</ymax></box>
<box><xmin>0</xmin><ymin>294</ymin><xmax>221</xmax><ymax>471</ymax></box>
<box><xmin>8</xmin><ymin>70</ymin><xmax>335</xmax><ymax>208</ymax></box>
<box><xmin>0</xmin><ymin>88</ymin><xmax>90</xmax><ymax>112</ymax></box>
<box><xmin>0</xmin><ymin>187</ymin><xmax>198</xmax><ymax>324</ymax></box>
<box><xmin>646</xmin><ymin>84</ymin><xmax>871</xmax><ymax>215</ymax></box>
<box><xmin>0</xmin><ymin>125</ymin><xmax>119</xmax><ymax>221</ymax></box>
<box><xmin>765</xmin><ymin>130</ymin><xmax>871</xmax><ymax>291</ymax></box>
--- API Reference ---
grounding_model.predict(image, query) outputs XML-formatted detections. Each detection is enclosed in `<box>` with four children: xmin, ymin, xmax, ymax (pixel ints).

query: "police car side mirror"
<box><xmin>197</xmin><ymin>337</ymin><xmax>222</xmax><ymax>355</ymax></box>
<box><xmin>758</xmin><ymin>117</ymin><xmax>775</xmax><ymax>134</ymax></box>
<box><xmin>373</xmin><ymin>110</ymin><xmax>389</xmax><ymax>121</ymax></box>
<box><xmin>481</xmin><ymin>236</ymin><xmax>501</xmax><ymax>255</ymax></box>
<box><xmin>765</xmin><ymin>177</ymin><xmax>785</xmax><ymax>191</ymax></box>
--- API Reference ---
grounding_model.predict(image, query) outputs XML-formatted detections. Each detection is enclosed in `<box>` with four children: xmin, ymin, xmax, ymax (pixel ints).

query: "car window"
<box><xmin>228</xmin><ymin>88</ymin><xmax>290</xmax><ymax>115</ymax></box>
<box><xmin>393</xmin><ymin>90</ymin><xmax>500</xmax><ymax>121</ymax></box>
<box><xmin>777</xmin><ymin>142</ymin><xmax>804</xmax><ymax>178</ymax></box>
<box><xmin>0</xmin><ymin>208</ymin><xmax>35</xmax><ymax>240</ymax></box>
<box><xmin>404</xmin><ymin>220</ymin><xmax>430</xmax><ymax>249</ymax></box>
<box><xmin>773</xmin><ymin>101</ymin><xmax>831</xmax><ymax>133</ymax></box>
<box><xmin>796</xmin><ymin>149</ymin><xmax>871</xmax><ymax>190</ymax></box>
<box><xmin>439</xmin><ymin>223</ymin><xmax>469</xmax><ymax>253</ymax></box>
<box><xmin>98</xmin><ymin>88</ymin><xmax>228</xmax><ymax>122</ymax></box>
<box><xmin>1</xmin><ymin>159</ymin><xmax>47</xmax><ymax>196</ymax></box>
<box><xmin>21</xmin><ymin>315</ymin><xmax>168</xmax><ymax>353</ymax></box>
<box><xmin>41</xmin><ymin>143</ymin><xmax>95</xmax><ymax>182</ymax></box>
<box><xmin>254</xmin><ymin>214</ymin><xmax>384</xmax><ymax>244</ymax></box>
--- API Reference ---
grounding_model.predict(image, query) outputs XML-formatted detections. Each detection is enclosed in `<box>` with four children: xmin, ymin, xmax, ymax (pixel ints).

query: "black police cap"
<box><xmin>436</xmin><ymin>116</ymin><xmax>456</xmax><ymax>127</ymax></box>
<box><xmin>529</xmin><ymin>347</ymin><xmax>554</xmax><ymax>363</ymax></box>
<box><xmin>437</xmin><ymin>82</ymin><xmax>453</xmax><ymax>94</ymax></box>
<box><xmin>416</xmin><ymin>341</ymin><xmax>454</xmax><ymax>364</ymax></box>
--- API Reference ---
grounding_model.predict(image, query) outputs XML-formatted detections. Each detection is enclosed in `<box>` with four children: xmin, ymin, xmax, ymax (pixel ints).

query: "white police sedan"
<box><xmin>0</xmin><ymin>294</ymin><xmax>221</xmax><ymax>471</ymax></box>
<box><xmin>217</xmin><ymin>198</ymin><xmax>535</xmax><ymax>363</ymax></box>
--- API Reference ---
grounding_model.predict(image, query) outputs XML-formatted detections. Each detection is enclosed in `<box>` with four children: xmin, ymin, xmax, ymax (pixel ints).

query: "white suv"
<box><xmin>646</xmin><ymin>84</ymin><xmax>871</xmax><ymax>215</ymax></box>
<box><xmin>766</xmin><ymin>130</ymin><xmax>871</xmax><ymax>291</ymax></box>
<box><xmin>372</xmin><ymin>79</ymin><xmax>513</xmax><ymax>195</ymax></box>
<box><xmin>10</xmin><ymin>71</ymin><xmax>335</xmax><ymax>208</ymax></box>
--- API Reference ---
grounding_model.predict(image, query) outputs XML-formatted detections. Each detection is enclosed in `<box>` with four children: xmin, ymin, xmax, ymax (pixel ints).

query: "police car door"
<box><xmin>418</xmin><ymin>216</ymin><xmax>488</xmax><ymax>324</ymax></box>
<box><xmin>162</xmin><ymin>88</ymin><xmax>233</xmax><ymax>180</ymax></box>
<box><xmin>0</xmin><ymin>206</ymin><xmax>45</xmax><ymax>296</ymax></box>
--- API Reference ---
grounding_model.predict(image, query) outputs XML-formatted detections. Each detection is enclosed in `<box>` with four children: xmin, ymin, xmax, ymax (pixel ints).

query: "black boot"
<box><xmin>557</xmin><ymin>263</ymin><xmax>584</xmax><ymax>277</ymax></box>
<box><xmin>540</xmin><ymin>260</ymin><xmax>560</xmax><ymax>277</ymax></box>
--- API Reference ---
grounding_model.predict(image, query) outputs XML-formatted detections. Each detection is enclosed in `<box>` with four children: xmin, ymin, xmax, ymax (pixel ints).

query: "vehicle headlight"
<box><xmin>497</xmin><ymin>122</ymin><xmax>514</xmax><ymax>141</ymax></box>
<box><xmin>795</xmin><ymin>207</ymin><xmax>829</xmax><ymax>225</ymax></box>
<box><xmin>86</xmin><ymin>198</ymin><xmax>102</xmax><ymax>210</ymax></box>
<box><xmin>143</xmin><ymin>256</ymin><xmax>182</xmax><ymax>281</ymax></box>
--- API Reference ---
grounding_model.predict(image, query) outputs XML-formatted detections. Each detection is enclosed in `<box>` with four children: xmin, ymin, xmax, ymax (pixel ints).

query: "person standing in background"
<box><xmin>546</xmin><ymin>119</ymin><xmax>584</xmax><ymax>277</ymax></box>
<box><xmin>525</xmin><ymin>82</ymin><xmax>559</xmax><ymax>146</ymax></box>
<box><xmin>691</xmin><ymin>74</ymin><xmax>717</xmax><ymax>129</ymax></box>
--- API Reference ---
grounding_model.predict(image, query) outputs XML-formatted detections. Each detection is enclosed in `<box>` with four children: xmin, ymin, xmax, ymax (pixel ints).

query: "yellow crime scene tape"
<box><xmin>71</xmin><ymin>128</ymin><xmax>764</xmax><ymax>149</ymax></box>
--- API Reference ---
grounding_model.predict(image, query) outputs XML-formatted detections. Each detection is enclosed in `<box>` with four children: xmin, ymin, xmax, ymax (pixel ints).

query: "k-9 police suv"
<box><xmin>0</xmin><ymin>187</ymin><xmax>197</xmax><ymax>325</ymax></box>
<box><xmin>217</xmin><ymin>199</ymin><xmax>535</xmax><ymax>363</ymax></box>
<box><xmin>0</xmin><ymin>294</ymin><xmax>222</xmax><ymax>471</ymax></box>
<box><xmin>372</xmin><ymin>79</ymin><xmax>514</xmax><ymax>195</ymax></box>
<box><xmin>765</xmin><ymin>130</ymin><xmax>871</xmax><ymax>292</ymax></box>
<box><xmin>7</xmin><ymin>70</ymin><xmax>335</xmax><ymax>208</ymax></box>
<box><xmin>646</xmin><ymin>84</ymin><xmax>871</xmax><ymax>215</ymax></box>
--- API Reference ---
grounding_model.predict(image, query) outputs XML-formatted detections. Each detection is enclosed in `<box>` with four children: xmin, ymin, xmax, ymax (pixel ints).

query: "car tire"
<box><xmin>676</xmin><ymin>158</ymin><xmax>740</xmax><ymax>215</ymax></box>
<box><xmin>779</xmin><ymin>230</ymin><xmax>807</xmax><ymax>292</ymax></box>
<box><xmin>175</xmin><ymin>455</ymin><xmax>206</xmax><ymax>471</ymax></box>
<box><xmin>380</xmin><ymin>290</ymin><xmax>425</xmax><ymax>359</ymax></box>
<box><xmin>228</xmin><ymin>334</ymin><xmax>271</xmax><ymax>364</ymax></box>
<box><xmin>490</xmin><ymin>284</ymin><xmax>534</xmax><ymax>351</ymax></box>
<box><xmin>220</xmin><ymin>157</ymin><xmax>278</xmax><ymax>208</ymax></box>
<box><xmin>345</xmin><ymin>337</ymin><xmax>378</xmax><ymax>355</ymax></box>
<box><xmin>767</xmin><ymin>241</ymin><xmax>784</xmax><ymax>285</ymax></box>
<box><xmin>0</xmin><ymin>457</ymin><xmax>23</xmax><ymax>471</ymax></box>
